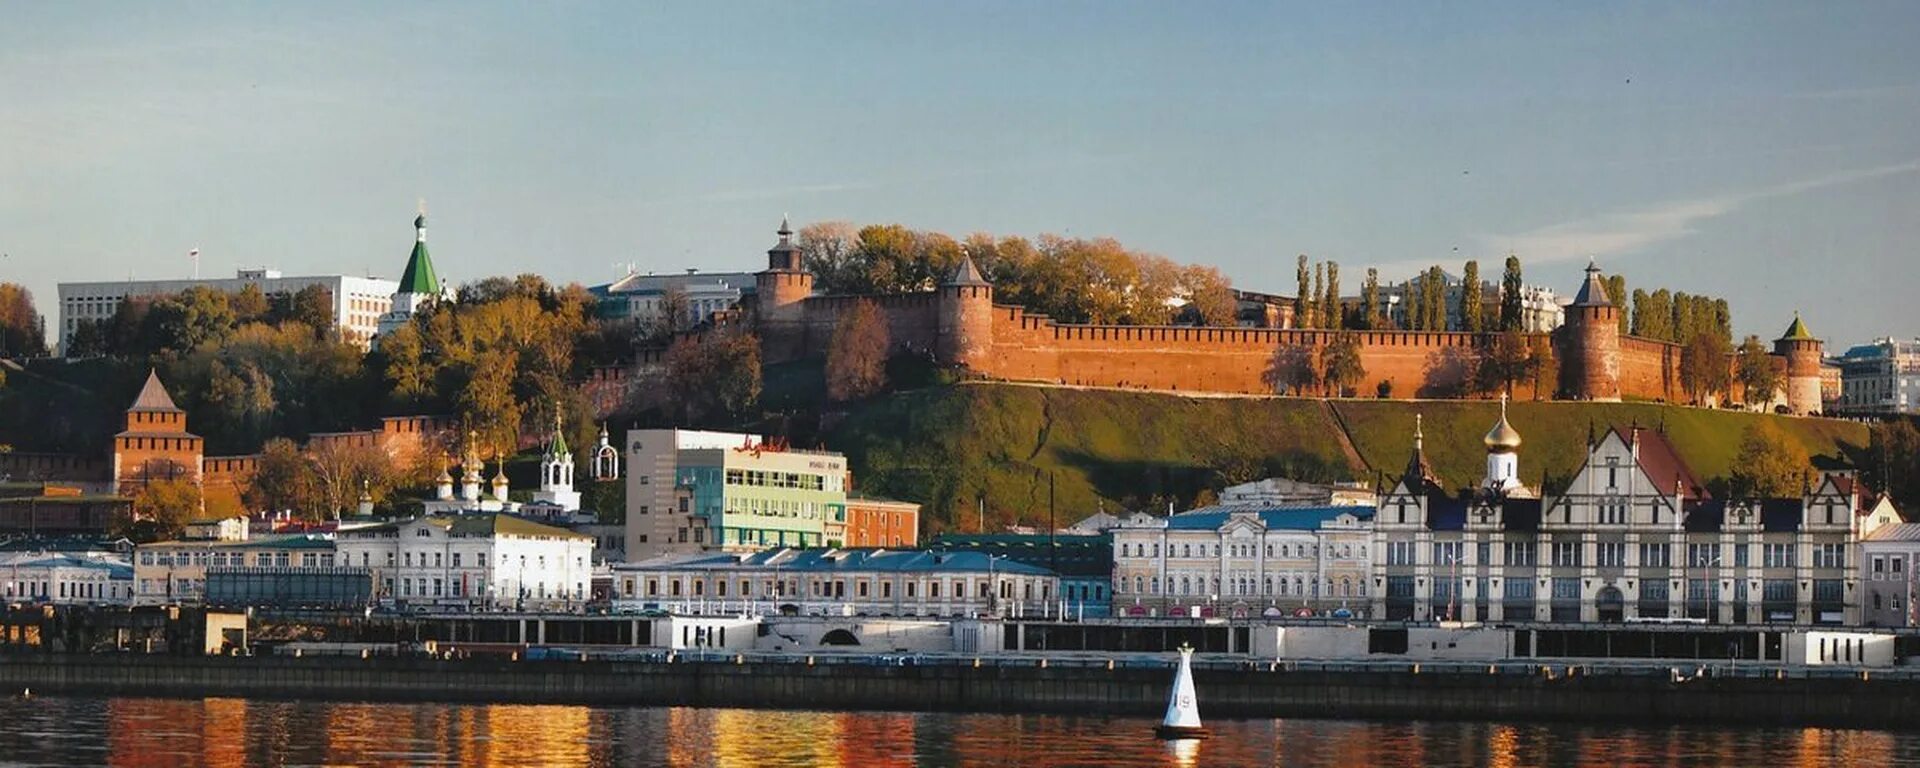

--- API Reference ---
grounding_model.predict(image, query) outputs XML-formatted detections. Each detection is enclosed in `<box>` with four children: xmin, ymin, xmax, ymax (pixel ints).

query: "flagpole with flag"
<box><xmin>190</xmin><ymin>248</ymin><xmax>200</xmax><ymax>279</ymax></box>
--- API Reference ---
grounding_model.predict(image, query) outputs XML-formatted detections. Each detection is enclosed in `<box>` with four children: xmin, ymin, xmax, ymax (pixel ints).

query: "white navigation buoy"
<box><xmin>1154</xmin><ymin>644</ymin><xmax>1210</xmax><ymax>739</ymax></box>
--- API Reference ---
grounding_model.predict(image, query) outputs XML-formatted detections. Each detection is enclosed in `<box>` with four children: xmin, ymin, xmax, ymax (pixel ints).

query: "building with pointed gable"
<box><xmin>1371</xmin><ymin>406</ymin><xmax>1875</xmax><ymax>626</ymax></box>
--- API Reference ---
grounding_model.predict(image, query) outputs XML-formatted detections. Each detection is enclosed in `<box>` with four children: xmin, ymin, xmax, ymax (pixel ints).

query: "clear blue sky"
<box><xmin>4</xmin><ymin>2</ymin><xmax>1918</xmax><ymax>346</ymax></box>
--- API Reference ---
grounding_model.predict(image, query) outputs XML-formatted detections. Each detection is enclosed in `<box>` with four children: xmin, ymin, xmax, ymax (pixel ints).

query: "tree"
<box><xmin>664</xmin><ymin>330</ymin><xmax>763</xmax><ymax>425</ymax></box>
<box><xmin>1475</xmin><ymin>331</ymin><xmax>1536</xmax><ymax>396</ymax></box>
<box><xmin>1294</xmin><ymin>255</ymin><xmax>1311</xmax><ymax>330</ymax></box>
<box><xmin>1320</xmin><ymin>332</ymin><xmax>1365</xmax><ymax>397</ymax></box>
<box><xmin>1404</xmin><ymin>278</ymin><xmax>1423</xmax><ymax>331</ymax></box>
<box><xmin>1679</xmin><ymin>332</ymin><xmax>1732</xmax><ymax>405</ymax></box>
<box><xmin>1360</xmin><ymin>269</ymin><xmax>1381</xmax><ymax>330</ymax></box>
<box><xmin>1425</xmin><ymin>266</ymin><xmax>1447</xmax><ymax>331</ymax></box>
<box><xmin>1864</xmin><ymin>420</ymin><xmax>1920</xmax><ymax>513</ymax></box>
<box><xmin>244</xmin><ymin>437</ymin><xmax>319</xmax><ymax>518</ymax></box>
<box><xmin>457</xmin><ymin>348</ymin><xmax>522</xmax><ymax>452</ymax></box>
<box><xmin>1734</xmin><ymin>335</ymin><xmax>1783</xmax><ymax>408</ymax></box>
<box><xmin>0</xmin><ymin>283</ymin><xmax>48</xmax><ymax>358</ymax></box>
<box><xmin>826</xmin><ymin>300</ymin><xmax>890</xmax><ymax>401</ymax></box>
<box><xmin>287</xmin><ymin>285</ymin><xmax>336</xmax><ymax>337</ymax></box>
<box><xmin>143</xmin><ymin>286</ymin><xmax>236</xmax><ymax>358</ymax></box>
<box><xmin>1729</xmin><ymin>421</ymin><xmax>1813</xmax><ymax>498</ymax></box>
<box><xmin>1528</xmin><ymin>338</ymin><xmax>1559</xmax><ymax>400</ymax></box>
<box><xmin>131</xmin><ymin>478</ymin><xmax>201</xmax><ymax>540</ymax></box>
<box><xmin>1606</xmin><ymin>275</ymin><xmax>1628</xmax><ymax>334</ymax></box>
<box><xmin>1323</xmin><ymin>262</ymin><xmax>1341</xmax><ymax>331</ymax></box>
<box><xmin>1498</xmin><ymin>255</ymin><xmax>1523</xmax><ymax>331</ymax></box>
<box><xmin>1180</xmin><ymin>265</ymin><xmax>1237</xmax><ymax>327</ymax></box>
<box><xmin>231</xmin><ymin>283</ymin><xmax>270</xmax><ymax>324</ymax></box>
<box><xmin>1629</xmin><ymin>289</ymin><xmax>1651</xmax><ymax>336</ymax></box>
<box><xmin>309</xmin><ymin>439</ymin><xmax>395</xmax><ymax>520</ymax></box>
<box><xmin>1459</xmin><ymin>260</ymin><xmax>1482</xmax><ymax>333</ymax></box>
<box><xmin>1310</xmin><ymin>262</ymin><xmax>1325</xmax><ymax>329</ymax></box>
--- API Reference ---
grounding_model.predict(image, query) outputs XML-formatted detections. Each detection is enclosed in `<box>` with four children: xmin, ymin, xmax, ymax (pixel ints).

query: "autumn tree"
<box><xmin>1320</xmin><ymin>332</ymin><xmax>1366</xmax><ymax>397</ymax></box>
<box><xmin>664</xmin><ymin>330</ymin><xmax>763</xmax><ymax>426</ymax></box>
<box><xmin>1498</xmin><ymin>255</ymin><xmax>1523</xmax><ymax>331</ymax></box>
<box><xmin>1606</xmin><ymin>275</ymin><xmax>1628</xmax><ymax>334</ymax></box>
<box><xmin>826</xmin><ymin>300</ymin><xmax>890</xmax><ymax>401</ymax></box>
<box><xmin>1679</xmin><ymin>332</ymin><xmax>1733</xmax><ymax>405</ymax></box>
<box><xmin>1735</xmin><ymin>335</ymin><xmax>1783</xmax><ymax>409</ymax></box>
<box><xmin>0</xmin><ymin>283</ymin><xmax>47</xmax><ymax>358</ymax></box>
<box><xmin>1475</xmin><ymin>331</ymin><xmax>1537</xmax><ymax>396</ymax></box>
<box><xmin>244</xmin><ymin>437</ymin><xmax>319</xmax><ymax>517</ymax></box>
<box><xmin>1180</xmin><ymin>265</ymin><xmax>1237</xmax><ymax>327</ymax></box>
<box><xmin>1459</xmin><ymin>260</ymin><xmax>1482</xmax><ymax>333</ymax></box>
<box><xmin>1424</xmin><ymin>266</ymin><xmax>1447</xmax><ymax>330</ymax></box>
<box><xmin>1728</xmin><ymin>421</ymin><xmax>1813</xmax><ymax>498</ymax></box>
<box><xmin>1528</xmin><ymin>338</ymin><xmax>1559</xmax><ymax>400</ymax></box>
<box><xmin>1311</xmin><ymin>262</ymin><xmax>1325</xmax><ymax>329</ymax></box>
<box><xmin>130</xmin><ymin>478</ymin><xmax>202</xmax><ymax>541</ymax></box>
<box><xmin>1864</xmin><ymin>420</ymin><xmax>1920</xmax><ymax>513</ymax></box>
<box><xmin>309</xmin><ymin>439</ymin><xmax>396</xmax><ymax>520</ymax></box>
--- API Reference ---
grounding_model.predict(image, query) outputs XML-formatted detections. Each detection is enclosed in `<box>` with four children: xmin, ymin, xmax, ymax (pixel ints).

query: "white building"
<box><xmin>590</xmin><ymin>269</ymin><xmax>757</xmax><ymax>328</ymax></box>
<box><xmin>1111</xmin><ymin>505</ymin><xmax>1376</xmax><ymax>619</ymax></box>
<box><xmin>334</xmin><ymin>514</ymin><xmax>594</xmax><ymax>611</ymax></box>
<box><xmin>1219</xmin><ymin>477</ymin><xmax>1377</xmax><ymax>507</ymax></box>
<box><xmin>612</xmin><ymin>547</ymin><xmax>1060</xmax><ymax>619</ymax></box>
<box><xmin>0</xmin><ymin>550</ymin><xmax>134</xmax><ymax>606</ymax></box>
<box><xmin>1833</xmin><ymin>338</ymin><xmax>1920</xmax><ymax>416</ymax></box>
<box><xmin>1372</xmin><ymin>409</ymin><xmax>1880</xmax><ymax>626</ymax></box>
<box><xmin>58</xmin><ymin>269</ymin><xmax>398</xmax><ymax>354</ymax></box>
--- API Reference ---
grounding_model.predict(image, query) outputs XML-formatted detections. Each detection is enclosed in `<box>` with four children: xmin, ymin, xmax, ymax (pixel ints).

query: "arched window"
<box><xmin>1180</xmin><ymin>576</ymin><xmax>1191</xmax><ymax>595</ymax></box>
<box><xmin>1134</xmin><ymin>576</ymin><xmax>1144</xmax><ymax>594</ymax></box>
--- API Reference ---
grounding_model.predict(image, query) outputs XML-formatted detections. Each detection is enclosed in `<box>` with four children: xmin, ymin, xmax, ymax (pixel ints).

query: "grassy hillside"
<box><xmin>827</xmin><ymin>384</ymin><xmax>1871</xmax><ymax>533</ymax></box>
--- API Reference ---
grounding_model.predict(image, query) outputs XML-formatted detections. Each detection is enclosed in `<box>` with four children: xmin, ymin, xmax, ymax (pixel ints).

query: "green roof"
<box><xmin>1781</xmin><ymin>313</ymin><xmax>1814</xmax><ymax>341</ymax></box>
<box><xmin>398</xmin><ymin>215</ymin><xmax>441</xmax><ymax>295</ymax></box>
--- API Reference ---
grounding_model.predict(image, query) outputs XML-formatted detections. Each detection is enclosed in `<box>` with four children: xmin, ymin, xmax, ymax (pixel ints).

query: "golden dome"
<box><xmin>1484</xmin><ymin>397</ymin><xmax>1522</xmax><ymax>452</ymax></box>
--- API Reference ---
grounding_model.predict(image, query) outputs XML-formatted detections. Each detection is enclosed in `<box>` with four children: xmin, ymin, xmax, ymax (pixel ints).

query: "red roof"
<box><xmin>1612</xmin><ymin>426</ymin><xmax>1708</xmax><ymax>500</ymax></box>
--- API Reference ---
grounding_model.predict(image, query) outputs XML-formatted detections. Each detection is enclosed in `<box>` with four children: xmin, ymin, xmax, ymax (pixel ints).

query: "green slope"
<box><xmin>827</xmin><ymin>384</ymin><xmax>1871</xmax><ymax>533</ymax></box>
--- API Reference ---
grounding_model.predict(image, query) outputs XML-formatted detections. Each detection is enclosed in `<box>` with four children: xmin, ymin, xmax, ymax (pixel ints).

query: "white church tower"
<box><xmin>533</xmin><ymin>414</ymin><xmax>581</xmax><ymax>511</ymax></box>
<box><xmin>1482</xmin><ymin>394</ymin><xmax>1524</xmax><ymax>496</ymax></box>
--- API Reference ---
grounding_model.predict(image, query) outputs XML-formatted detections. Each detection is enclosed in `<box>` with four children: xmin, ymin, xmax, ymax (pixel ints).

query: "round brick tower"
<box><xmin>754</xmin><ymin>217</ymin><xmax>814</xmax><ymax>362</ymax></box>
<box><xmin>938</xmin><ymin>253</ymin><xmax>994</xmax><ymax>372</ymax></box>
<box><xmin>1561</xmin><ymin>260</ymin><xmax>1621</xmax><ymax>401</ymax></box>
<box><xmin>1773</xmin><ymin>313</ymin><xmax>1823</xmax><ymax>416</ymax></box>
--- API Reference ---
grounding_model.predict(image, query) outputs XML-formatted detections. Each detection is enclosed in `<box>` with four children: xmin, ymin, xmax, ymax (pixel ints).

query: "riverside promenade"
<box><xmin>5</xmin><ymin>652</ymin><xmax>1920</xmax><ymax>730</ymax></box>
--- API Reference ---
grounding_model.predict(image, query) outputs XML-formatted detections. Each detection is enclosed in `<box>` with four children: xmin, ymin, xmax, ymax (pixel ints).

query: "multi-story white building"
<box><xmin>590</xmin><ymin>269</ymin><xmax>757</xmax><ymax>328</ymax></box>
<box><xmin>58</xmin><ymin>269</ymin><xmax>398</xmax><ymax>354</ymax></box>
<box><xmin>623</xmin><ymin>429</ymin><xmax>849</xmax><ymax>562</ymax></box>
<box><xmin>334</xmin><ymin>514</ymin><xmax>594</xmax><ymax>611</ymax></box>
<box><xmin>1371</xmin><ymin>409</ymin><xmax>1880</xmax><ymax>625</ymax></box>
<box><xmin>1833</xmin><ymin>338</ymin><xmax>1920</xmax><ymax>416</ymax></box>
<box><xmin>1858</xmin><ymin>499</ymin><xmax>1918</xmax><ymax>628</ymax></box>
<box><xmin>1111</xmin><ymin>505</ymin><xmax>1376</xmax><ymax>619</ymax></box>
<box><xmin>612</xmin><ymin>547</ymin><xmax>1059</xmax><ymax>619</ymax></box>
<box><xmin>0</xmin><ymin>550</ymin><xmax>134</xmax><ymax>606</ymax></box>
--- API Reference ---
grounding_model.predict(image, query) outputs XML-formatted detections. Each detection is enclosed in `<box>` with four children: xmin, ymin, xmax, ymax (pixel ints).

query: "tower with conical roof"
<box><xmin>111</xmin><ymin>369</ymin><xmax>205</xmax><ymax>495</ymax></box>
<box><xmin>376</xmin><ymin>205</ymin><xmax>454</xmax><ymax>343</ymax></box>
<box><xmin>1560</xmin><ymin>260</ymin><xmax>1621</xmax><ymax>401</ymax></box>
<box><xmin>1773</xmin><ymin>313</ymin><xmax>1824</xmax><ymax>416</ymax></box>
<box><xmin>938</xmin><ymin>252</ymin><xmax>994</xmax><ymax>371</ymax></box>
<box><xmin>534</xmin><ymin>413</ymin><xmax>581</xmax><ymax>511</ymax></box>
<box><xmin>755</xmin><ymin>216</ymin><xmax>815</xmax><ymax>362</ymax></box>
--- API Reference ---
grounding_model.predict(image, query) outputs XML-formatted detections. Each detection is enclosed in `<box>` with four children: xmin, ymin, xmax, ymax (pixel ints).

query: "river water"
<box><xmin>0</xmin><ymin>696</ymin><xmax>1916</xmax><ymax>767</ymax></box>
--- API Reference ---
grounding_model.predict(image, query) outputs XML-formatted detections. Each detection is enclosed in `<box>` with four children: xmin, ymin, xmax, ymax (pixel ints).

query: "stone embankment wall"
<box><xmin>3</xmin><ymin>655</ymin><xmax>1917</xmax><ymax>730</ymax></box>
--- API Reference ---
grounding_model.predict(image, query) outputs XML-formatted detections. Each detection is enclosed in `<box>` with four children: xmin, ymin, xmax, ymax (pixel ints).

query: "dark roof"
<box><xmin>1760</xmin><ymin>499</ymin><xmax>1803</xmax><ymax>532</ymax></box>
<box><xmin>1614</xmin><ymin>427</ymin><xmax>1707</xmax><ymax>499</ymax></box>
<box><xmin>1499</xmin><ymin>498</ymin><xmax>1542</xmax><ymax>531</ymax></box>
<box><xmin>1571</xmin><ymin>261</ymin><xmax>1613</xmax><ymax>307</ymax></box>
<box><xmin>1685</xmin><ymin>500</ymin><xmax>1724</xmax><ymax>533</ymax></box>
<box><xmin>930</xmin><ymin>534</ymin><xmax>1111</xmax><ymax>577</ymax></box>
<box><xmin>946</xmin><ymin>254</ymin><xmax>990</xmax><ymax>286</ymax></box>
<box><xmin>129</xmin><ymin>369</ymin><xmax>182</xmax><ymax>413</ymax></box>
<box><xmin>624</xmin><ymin>547</ymin><xmax>1057</xmax><ymax>577</ymax></box>
<box><xmin>1165</xmin><ymin>505</ymin><xmax>1375</xmax><ymax>531</ymax></box>
<box><xmin>1427</xmin><ymin>498</ymin><xmax>1468</xmax><ymax>531</ymax></box>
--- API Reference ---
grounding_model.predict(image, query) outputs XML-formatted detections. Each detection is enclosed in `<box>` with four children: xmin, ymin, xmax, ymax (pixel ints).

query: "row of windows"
<box><xmin>627</xmin><ymin>574</ymin><xmax>1044</xmax><ymax>602</ymax></box>
<box><xmin>1</xmin><ymin>580</ymin><xmax>124</xmax><ymax>599</ymax></box>
<box><xmin>1377</xmin><ymin>540</ymin><xmax>1847</xmax><ymax>571</ymax></box>
<box><xmin>1119</xmin><ymin>541</ymin><xmax>1362</xmax><ymax>561</ymax></box>
<box><xmin>1121</xmin><ymin>573</ymin><xmax>1363</xmax><ymax>598</ymax></box>
<box><xmin>723</xmin><ymin>469</ymin><xmax>827</xmax><ymax>491</ymax></box>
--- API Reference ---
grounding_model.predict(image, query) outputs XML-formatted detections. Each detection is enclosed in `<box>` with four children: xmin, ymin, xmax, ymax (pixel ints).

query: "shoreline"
<box><xmin>4</xmin><ymin>654</ymin><xmax>1919</xmax><ymax>731</ymax></box>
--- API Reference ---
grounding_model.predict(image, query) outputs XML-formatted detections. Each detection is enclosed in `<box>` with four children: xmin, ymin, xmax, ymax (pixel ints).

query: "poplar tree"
<box><xmin>1426</xmin><ymin>266</ymin><xmax>1447</xmax><ymax>331</ymax></box>
<box><xmin>1311</xmin><ymin>262</ymin><xmax>1325</xmax><ymax>329</ymax></box>
<box><xmin>1460</xmin><ymin>260</ymin><xmax>1482</xmax><ymax>333</ymax></box>
<box><xmin>1499</xmin><ymin>255</ymin><xmax>1524</xmax><ymax>331</ymax></box>
<box><xmin>1606</xmin><ymin>275</ymin><xmax>1628</xmax><ymax>334</ymax></box>
<box><xmin>1324</xmin><ymin>261</ymin><xmax>1341</xmax><ymax>329</ymax></box>
<box><xmin>1295</xmin><ymin>255</ymin><xmax>1311</xmax><ymax>329</ymax></box>
<box><xmin>1361</xmin><ymin>268</ymin><xmax>1381</xmax><ymax>330</ymax></box>
<box><xmin>1405</xmin><ymin>279</ymin><xmax>1424</xmax><ymax>331</ymax></box>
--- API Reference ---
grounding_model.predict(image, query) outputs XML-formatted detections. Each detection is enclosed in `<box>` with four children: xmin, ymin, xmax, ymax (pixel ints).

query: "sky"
<box><xmin>4</xmin><ymin>2</ymin><xmax>1918</xmax><ymax>347</ymax></box>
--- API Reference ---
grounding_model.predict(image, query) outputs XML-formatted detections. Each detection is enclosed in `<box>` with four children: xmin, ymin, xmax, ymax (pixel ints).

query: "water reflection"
<box><xmin>0</xmin><ymin>696</ymin><xmax>1913</xmax><ymax>767</ymax></box>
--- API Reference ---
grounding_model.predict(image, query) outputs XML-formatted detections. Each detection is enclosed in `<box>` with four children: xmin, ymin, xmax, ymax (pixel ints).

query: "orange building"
<box><xmin>843</xmin><ymin>495</ymin><xmax>920</xmax><ymax>548</ymax></box>
<box><xmin>110</xmin><ymin>370</ymin><xmax>203</xmax><ymax>496</ymax></box>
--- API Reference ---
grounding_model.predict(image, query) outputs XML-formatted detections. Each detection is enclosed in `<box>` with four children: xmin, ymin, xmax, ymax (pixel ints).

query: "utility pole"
<box><xmin>1048</xmin><ymin>472</ymin><xmax>1057</xmax><ymax>576</ymax></box>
